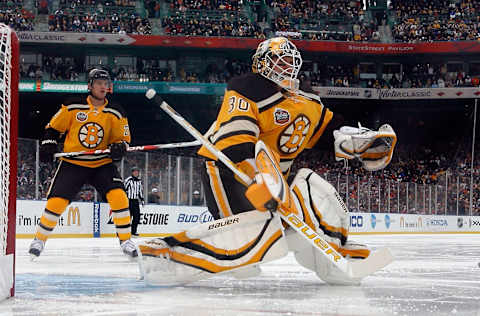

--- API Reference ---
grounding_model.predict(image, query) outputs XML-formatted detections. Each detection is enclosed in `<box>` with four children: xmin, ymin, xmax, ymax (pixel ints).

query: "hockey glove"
<box><xmin>39</xmin><ymin>128</ymin><xmax>59</xmax><ymax>163</ymax></box>
<box><xmin>109</xmin><ymin>141</ymin><xmax>127</xmax><ymax>161</ymax></box>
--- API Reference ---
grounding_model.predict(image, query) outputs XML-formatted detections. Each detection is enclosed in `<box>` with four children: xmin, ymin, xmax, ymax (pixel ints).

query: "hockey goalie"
<box><xmin>138</xmin><ymin>37</ymin><xmax>397</xmax><ymax>286</ymax></box>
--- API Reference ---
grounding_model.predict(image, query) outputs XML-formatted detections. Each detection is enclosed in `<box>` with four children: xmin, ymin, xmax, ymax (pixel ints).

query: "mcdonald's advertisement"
<box><xmin>16</xmin><ymin>200</ymin><xmax>93</xmax><ymax>237</ymax></box>
<box><xmin>15</xmin><ymin>200</ymin><xmax>480</xmax><ymax>238</ymax></box>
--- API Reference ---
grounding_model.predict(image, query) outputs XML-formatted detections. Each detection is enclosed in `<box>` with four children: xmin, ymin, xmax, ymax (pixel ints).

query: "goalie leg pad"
<box><xmin>289</xmin><ymin>168</ymin><xmax>349</xmax><ymax>249</ymax></box>
<box><xmin>138</xmin><ymin>210</ymin><xmax>288</xmax><ymax>285</ymax></box>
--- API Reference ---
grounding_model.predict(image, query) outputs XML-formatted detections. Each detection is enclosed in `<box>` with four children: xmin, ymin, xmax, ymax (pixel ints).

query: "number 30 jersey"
<box><xmin>198</xmin><ymin>73</ymin><xmax>333</xmax><ymax>175</ymax></box>
<box><xmin>47</xmin><ymin>95</ymin><xmax>131</xmax><ymax>168</ymax></box>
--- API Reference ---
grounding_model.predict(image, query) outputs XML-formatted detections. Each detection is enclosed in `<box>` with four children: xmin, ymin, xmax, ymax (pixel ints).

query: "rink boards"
<box><xmin>15</xmin><ymin>200</ymin><xmax>480</xmax><ymax>238</ymax></box>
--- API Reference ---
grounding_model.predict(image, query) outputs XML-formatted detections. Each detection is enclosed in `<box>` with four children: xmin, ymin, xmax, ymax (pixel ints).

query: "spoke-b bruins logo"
<box><xmin>278</xmin><ymin>114</ymin><xmax>311</xmax><ymax>154</ymax></box>
<box><xmin>78</xmin><ymin>122</ymin><xmax>104</xmax><ymax>148</ymax></box>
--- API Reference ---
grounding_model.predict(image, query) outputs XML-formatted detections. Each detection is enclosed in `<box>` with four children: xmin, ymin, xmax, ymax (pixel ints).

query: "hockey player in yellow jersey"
<box><xmin>28</xmin><ymin>68</ymin><xmax>138</xmax><ymax>259</ymax></box>
<box><xmin>138</xmin><ymin>37</ymin><xmax>396</xmax><ymax>285</ymax></box>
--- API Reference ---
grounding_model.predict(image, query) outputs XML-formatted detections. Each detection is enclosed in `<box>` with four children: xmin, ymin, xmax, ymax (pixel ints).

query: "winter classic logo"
<box><xmin>76</xmin><ymin>112</ymin><xmax>88</xmax><ymax>122</ymax></box>
<box><xmin>274</xmin><ymin>108</ymin><xmax>290</xmax><ymax>125</ymax></box>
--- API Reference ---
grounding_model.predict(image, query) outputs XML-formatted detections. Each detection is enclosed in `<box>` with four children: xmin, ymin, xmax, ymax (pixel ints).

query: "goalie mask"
<box><xmin>252</xmin><ymin>37</ymin><xmax>303</xmax><ymax>92</ymax></box>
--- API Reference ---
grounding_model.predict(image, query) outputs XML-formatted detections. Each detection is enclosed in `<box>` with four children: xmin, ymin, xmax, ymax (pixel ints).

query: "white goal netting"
<box><xmin>0</xmin><ymin>23</ymin><xmax>18</xmax><ymax>300</ymax></box>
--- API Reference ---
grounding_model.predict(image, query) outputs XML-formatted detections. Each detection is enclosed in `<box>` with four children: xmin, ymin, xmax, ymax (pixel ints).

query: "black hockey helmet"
<box><xmin>88</xmin><ymin>68</ymin><xmax>111</xmax><ymax>86</ymax></box>
<box><xmin>131</xmin><ymin>166</ymin><xmax>140</xmax><ymax>172</ymax></box>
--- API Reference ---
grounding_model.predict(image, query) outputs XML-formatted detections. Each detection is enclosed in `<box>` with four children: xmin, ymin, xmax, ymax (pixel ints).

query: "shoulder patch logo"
<box><xmin>76</xmin><ymin>112</ymin><xmax>88</xmax><ymax>122</ymax></box>
<box><xmin>274</xmin><ymin>108</ymin><xmax>290</xmax><ymax>125</ymax></box>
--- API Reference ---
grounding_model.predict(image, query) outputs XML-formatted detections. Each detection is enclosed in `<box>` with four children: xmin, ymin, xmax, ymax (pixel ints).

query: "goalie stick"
<box><xmin>145</xmin><ymin>89</ymin><xmax>393</xmax><ymax>279</ymax></box>
<box><xmin>54</xmin><ymin>140</ymin><xmax>201</xmax><ymax>158</ymax></box>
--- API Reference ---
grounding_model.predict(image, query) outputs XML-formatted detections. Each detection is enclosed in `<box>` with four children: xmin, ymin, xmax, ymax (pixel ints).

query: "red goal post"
<box><xmin>0</xmin><ymin>23</ymin><xmax>19</xmax><ymax>300</ymax></box>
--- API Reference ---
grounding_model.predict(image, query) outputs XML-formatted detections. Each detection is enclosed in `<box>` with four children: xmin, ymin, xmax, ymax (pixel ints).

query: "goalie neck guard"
<box><xmin>252</xmin><ymin>37</ymin><xmax>302</xmax><ymax>92</ymax></box>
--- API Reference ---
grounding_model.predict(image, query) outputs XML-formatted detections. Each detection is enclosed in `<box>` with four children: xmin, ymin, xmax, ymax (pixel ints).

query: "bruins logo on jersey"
<box><xmin>78</xmin><ymin>122</ymin><xmax>104</xmax><ymax>148</ymax></box>
<box><xmin>278</xmin><ymin>115</ymin><xmax>311</xmax><ymax>154</ymax></box>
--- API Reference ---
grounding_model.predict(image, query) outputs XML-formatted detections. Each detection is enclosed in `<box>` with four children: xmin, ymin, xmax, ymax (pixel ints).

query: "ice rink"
<box><xmin>1</xmin><ymin>234</ymin><xmax>479</xmax><ymax>316</ymax></box>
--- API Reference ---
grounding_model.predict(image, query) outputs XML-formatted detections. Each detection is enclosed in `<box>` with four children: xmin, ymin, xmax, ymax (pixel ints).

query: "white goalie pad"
<box><xmin>138</xmin><ymin>210</ymin><xmax>288</xmax><ymax>286</ymax></box>
<box><xmin>286</xmin><ymin>168</ymin><xmax>376</xmax><ymax>285</ymax></box>
<box><xmin>334</xmin><ymin>123</ymin><xmax>397</xmax><ymax>171</ymax></box>
<box><xmin>289</xmin><ymin>168</ymin><xmax>349</xmax><ymax>249</ymax></box>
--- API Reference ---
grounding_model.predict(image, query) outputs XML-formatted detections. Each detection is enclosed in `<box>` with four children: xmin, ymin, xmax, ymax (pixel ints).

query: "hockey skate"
<box><xmin>121</xmin><ymin>239</ymin><xmax>138</xmax><ymax>258</ymax></box>
<box><xmin>28</xmin><ymin>239</ymin><xmax>45</xmax><ymax>260</ymax></box>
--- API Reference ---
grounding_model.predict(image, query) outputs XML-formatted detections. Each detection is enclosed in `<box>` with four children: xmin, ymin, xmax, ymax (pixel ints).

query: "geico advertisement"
<box><xmin>16</xmin><ymin>200</ymin><xmax>95</xmax><ymax>235</ymax></box>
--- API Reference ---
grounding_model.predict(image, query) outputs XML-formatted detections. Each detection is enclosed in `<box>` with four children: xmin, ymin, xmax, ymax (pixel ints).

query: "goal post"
<box><xmin>0</xmin><ymin>23</ymin><xmax>18</xmax><ymax>300</ymax></box>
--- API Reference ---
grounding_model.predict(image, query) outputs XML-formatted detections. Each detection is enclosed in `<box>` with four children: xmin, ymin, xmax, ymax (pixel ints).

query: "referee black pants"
<box><xmin>129</xmin><ymin>199</ymin><xmax>141</xmax><ymax>235</ymax></box>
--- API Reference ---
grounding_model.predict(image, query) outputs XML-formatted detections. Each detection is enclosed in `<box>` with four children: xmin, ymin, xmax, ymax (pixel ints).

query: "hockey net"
<box><xmin>0</xmin><ymin>23</ymin><xmax>18</xmax><ymax>300</ymax></box>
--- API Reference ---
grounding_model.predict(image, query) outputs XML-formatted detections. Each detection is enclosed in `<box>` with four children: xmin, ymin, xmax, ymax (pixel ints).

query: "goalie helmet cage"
<box><xmin>0</xmin><ymin>24</ymin><xmax>18</xmax><ymax>300</ymax></box>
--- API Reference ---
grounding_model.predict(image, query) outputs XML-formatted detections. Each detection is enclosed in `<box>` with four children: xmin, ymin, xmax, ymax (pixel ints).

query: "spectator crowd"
<box><xmin>391</xmin><ymin>0</ymin><xmax>480</xmax><ymax>42</ymax></box>
<box><xmin>2</xmin><ymin>0</ymin><xmax>480</xmax><ymax>43</ymax></box>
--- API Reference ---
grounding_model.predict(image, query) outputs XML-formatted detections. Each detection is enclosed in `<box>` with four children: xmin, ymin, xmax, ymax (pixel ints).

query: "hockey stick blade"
<box><xmin>348</xmin><ymin>247</ymin><xmax>394</xmax><ymax>278</ymax></box>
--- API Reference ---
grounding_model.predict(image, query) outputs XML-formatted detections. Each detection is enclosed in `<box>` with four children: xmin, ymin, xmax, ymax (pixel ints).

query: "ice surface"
<box><xmin>0</xmin><ymin>235</ymin><xmax>479</xmax><ymax>316</ymax></box>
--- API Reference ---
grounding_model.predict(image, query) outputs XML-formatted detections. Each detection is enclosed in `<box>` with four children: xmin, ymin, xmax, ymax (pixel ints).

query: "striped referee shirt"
<box><xmin>124</xmin><ymin>176</ymin><xmax>144</xmax><ymax>200</ymax></box>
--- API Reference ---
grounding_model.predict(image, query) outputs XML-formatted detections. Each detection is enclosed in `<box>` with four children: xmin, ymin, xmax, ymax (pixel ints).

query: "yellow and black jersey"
<box><xmin>47</xmin><ymin>95</ymin><xmax>131</xmax><ymax>168</ymax></box>
<box><xmin>198</xmin><ymin>73</ymin><xmax>333</xmax><ymax>175</ymax></box>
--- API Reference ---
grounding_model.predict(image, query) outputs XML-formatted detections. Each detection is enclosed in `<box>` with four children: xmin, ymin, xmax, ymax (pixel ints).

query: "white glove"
<box><xmin>334</xmin><ymin>123</ymin><xmax>397</xmax><ymax>171</ymax></box>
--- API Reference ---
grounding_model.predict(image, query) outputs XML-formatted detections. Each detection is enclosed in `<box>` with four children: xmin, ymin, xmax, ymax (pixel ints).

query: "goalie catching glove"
<box><xmin>334</xmin><ymin>123</ymin><xmax>397</xmax><ymax>171</ymax></box>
